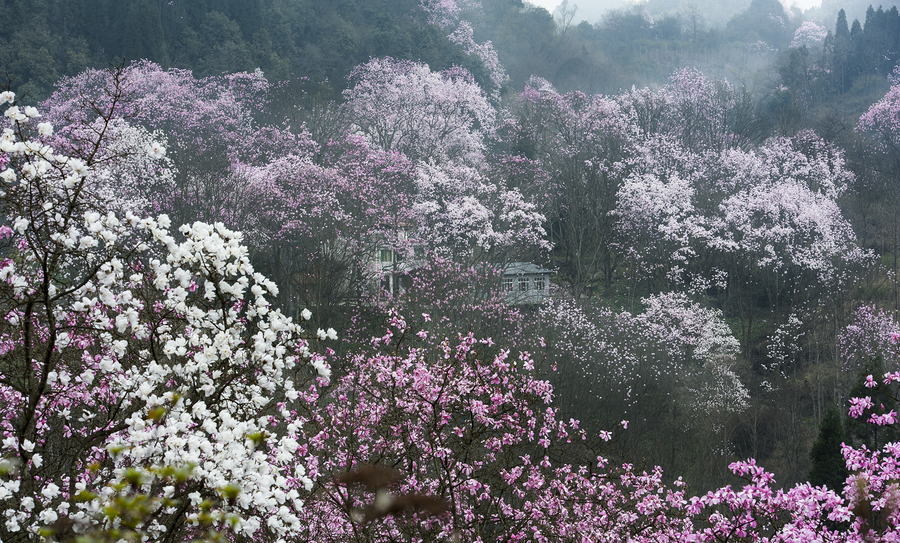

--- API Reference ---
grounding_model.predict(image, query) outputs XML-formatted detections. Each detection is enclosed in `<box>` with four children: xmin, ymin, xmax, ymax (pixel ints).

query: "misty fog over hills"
<box><xmin>547</xmin><ymin>0</ymin><xmax>753</xmax><ymax>28</ymax></box>
<box><xmin>539</xmin><ymin>0</ymin><xmax>896</xmax><ymax>30</ymax></box>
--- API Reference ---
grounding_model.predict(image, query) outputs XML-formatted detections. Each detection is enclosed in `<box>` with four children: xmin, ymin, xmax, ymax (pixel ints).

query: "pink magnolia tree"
<box><xmin>616</xmin><ymin>130</ymin><xmax>871</xmax><ymax>349</ymax></box>
<box><xmin>294</xmin><ymin>312</ymin><xmax>697</xmax><ymax>542</ymax></box>
<box><xmin>612</xmin><ymin>135</ymin><xmax>719</xmax><ymax>291</ymax></box>
<box><xmin>413</xmin><ymin>161</ymin><xmax>548</xmax><ymax>264</ymax></box>
<box><xmin>40</xmin><ymin>60</ymin><xmax>311</xmax><ymax>228</ymax></box>
<box><xmin>840</xmin><ymin>306</ymin><xmax>900</xmax><ymax>375</ymax></box>
<box><xmin>343</xmin><ymin>58</ymin><xmax>495</xmax><ymax>166</ymax></box>
<box><xmin>290</xmin><ymin>307</ymin><xmax>900</xmax><ymax>542</ymax></box>
<box><xmin>791</xmin><ymin>21</ymin><xmax>828</xmax><ymax>50</ymax></box>
<box><xmin>240</xmin><ymin>134</ymin><xmax>419</xmax><ymax>327</ymax></box>
<box><xmin>343</xmin><ymin>58</ymin><xmax>546</xmax><ymax>273</ymax></box>
<box><xmin>857</xmin><ymin>74</ymin><xmax>900</xmax><ymax>157</ymax></box>
<box><xmin>617</xmin><ymin>68</ymin><xmax>761</xmax><ymax>153</ymax></box>
<box><xmin>343</xmin><ymin>58</ymin><xmax>547</xmax><ymax>266</ymax></box>
<box><xmin>715</xmin><ymin>140</ymin><xmax>862</xmax><ymax>287</ymax></box>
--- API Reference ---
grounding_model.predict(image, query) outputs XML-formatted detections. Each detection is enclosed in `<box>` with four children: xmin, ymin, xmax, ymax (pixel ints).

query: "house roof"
<box><xmin>502</xmin><ymin>262</ymin><xmax>552</xmax><ymax>275</ymax></box>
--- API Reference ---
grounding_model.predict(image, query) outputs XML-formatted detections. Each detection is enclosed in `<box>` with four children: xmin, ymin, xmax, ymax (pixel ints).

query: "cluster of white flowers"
<box><xmin>103</xmin><ymin>218</ymin><xmax>327</xmax><ymax>538</ymax></box>
<box><xmin>89</xmin><ymin>119</ymin><xmax>175</xmax><ymax>214</ymax></box>
<box><xmin>639</xmin><ymin>292</ymin><xmax>748</xmax><ymax>416</ymax></box>
<box><xmin>639</xmin><ymin>292</ymin><xmax>740</xmax><ymax>366</ymax></box>
<box><xmin>0</xmin><ymin>97</ymin><xmax>329</xmax><ymax>541</ymax></box>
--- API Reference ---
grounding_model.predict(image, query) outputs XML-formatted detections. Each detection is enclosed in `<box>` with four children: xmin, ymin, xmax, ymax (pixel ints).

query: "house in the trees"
<box><xmin>374</xmin><ymin>240</ymin><xmax>551</xmax><ymax>304</ymax></box>
<box><xmin>502</xmin><ymin>262</ymin><xmax>551</xmax><ymax>305</ymax></box>
<box><xmin>376</xmin><ymin>241</ymin><xmax>425</xmax><ymax>296</ymax></box>
<box><xmin>377</xmin><ymin>246</ymin><xmax>403</xmax><ymax>295</ymax></box>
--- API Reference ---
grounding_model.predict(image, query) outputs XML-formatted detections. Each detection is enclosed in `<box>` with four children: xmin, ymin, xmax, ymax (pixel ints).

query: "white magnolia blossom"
<box><xmin>145</xmin><ymin>141</ymin><xmax>165</xmax><ymax>159</ymax></box>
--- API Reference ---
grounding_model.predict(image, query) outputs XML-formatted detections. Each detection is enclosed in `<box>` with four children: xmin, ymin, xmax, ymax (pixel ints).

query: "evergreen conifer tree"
<box><xmin>836</xmin><ymin>9</ymin><xmax>850</xmax><ymax>38</ymax></box>
<box><xmin>809</xmin><ymin>404</ymin><xmax>849</xmax><ymax>492</ymax></box>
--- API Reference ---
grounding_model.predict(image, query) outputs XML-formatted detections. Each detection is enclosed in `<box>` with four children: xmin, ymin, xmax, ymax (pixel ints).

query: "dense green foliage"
<box><xmin>808</xmin><ymin>404</ymin><xmax>849</xmax><ymax>492</ymax></box>
<box><xmin>0</xmin><ymin>0</ymin><xmax>489</xmax><ymax>100</ymax></box>
<box><xmin>5</xmin><ymin>0</ymin><xmax>900</xmax><ymax>105</ymax></box>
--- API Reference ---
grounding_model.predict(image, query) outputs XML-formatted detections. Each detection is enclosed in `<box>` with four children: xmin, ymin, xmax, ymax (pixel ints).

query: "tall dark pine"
<box><xmin>808</xmin><ymin>404</ymin><xmax>848</xmax><ymax>492</ymax></box>
<box><xmin>865</xmin><ymin>5</ymin><xmax>877</xmax><ymax>31</ymax></box>
<box><xmin>851</xmin><ymin>18</ymin><xmax>863</xmax><ymax>39</ymax></box>
<box><xmin>836</xmin><ymin>8</ymin><xmax>850</xmax><ymax>38</ymax></box>
<box><xmin>833</xmin><ymin>10</ymin><xmax>853</xmax><ymax>93</ymax></box>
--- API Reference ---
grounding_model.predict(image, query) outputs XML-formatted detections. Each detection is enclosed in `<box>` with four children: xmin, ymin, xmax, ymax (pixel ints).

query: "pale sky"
<box><xmin>528</xmin><ymin>0</ymin><xmax>823</xmax><ymax>15</ymax></box>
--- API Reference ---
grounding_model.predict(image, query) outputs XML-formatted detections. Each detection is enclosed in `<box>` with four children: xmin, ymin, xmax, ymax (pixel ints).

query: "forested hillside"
<box><xmin>7</xmin><ymin>0</ymin><xmax>900</xmax><ymax>541</ymax></box>
<box><xmin>0</xmin><ymin>0</ymin><xmax>493</xmax><ymax>99</ymax></box>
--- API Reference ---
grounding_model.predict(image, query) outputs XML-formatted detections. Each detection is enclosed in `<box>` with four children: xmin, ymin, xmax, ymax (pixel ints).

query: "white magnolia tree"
<box><xmin>0</xmin><ymin>75</ymin><xmax>330</xmax><ymax>543</ymax></box>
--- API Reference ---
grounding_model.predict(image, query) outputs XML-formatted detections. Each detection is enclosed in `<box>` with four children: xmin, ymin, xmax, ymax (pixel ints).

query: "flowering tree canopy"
<box><xmin>344</xmin><ymin>58</ymin><xmax>495</xmax><ymax>166</ymax></box>
<box><xmin>859</xmin><ymin>78</ymin><xmax>900</xmax><ymax>158</ymax></box>
<box><xmin>40</xmin><ymin>60</ymin><xmax>311</xmax><ymax>228</ymax></box>
<box><xmin>616</xmin><ymin>130</ymin><xmax>869</xmax><ymax>288</ymax></box>
<box><xmin>790</xmin><ymin>20</ymin><xmax>828</xmax><ymax>49</ymax></box>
